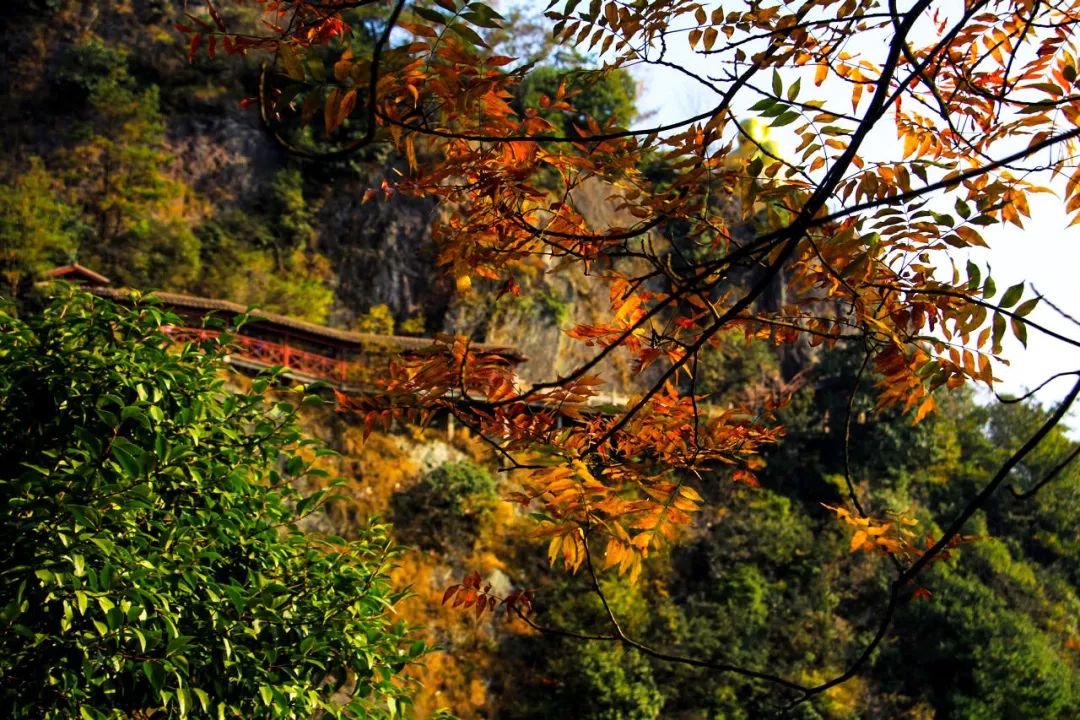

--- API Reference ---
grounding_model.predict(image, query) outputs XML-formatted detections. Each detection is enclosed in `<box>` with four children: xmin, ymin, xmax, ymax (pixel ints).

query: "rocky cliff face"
<box><xmin>169</xmin><ymin>113</ymin><xmax>282</xmax><ymax>206</ymax></box>
<box><xmin>314</xmin><ymin>173</ymin><xmax>452</xmax><ymax>331</ymax></box>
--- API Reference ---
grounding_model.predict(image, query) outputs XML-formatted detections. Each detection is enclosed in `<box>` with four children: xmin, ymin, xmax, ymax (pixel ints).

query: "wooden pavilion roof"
<box><xmin>44</xmin><ymin>264</ymin><xmax>111</xmax><ymax>286</ymax></box>
<box><xmin>87</xmin><ymin>286</ymin><xmax>526</xmax><ymax>364</ymax></box>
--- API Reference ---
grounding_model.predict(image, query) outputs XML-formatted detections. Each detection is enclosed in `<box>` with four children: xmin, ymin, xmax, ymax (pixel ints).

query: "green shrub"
<box><xmin>390</xmin><ymin>461</ymin><xmax>497</xmax><ymax>552</ymax></box>
<box><xmin>0</xmin><ymin>290</ymin><xmax>424</xmax><ymax>719</ymax></box>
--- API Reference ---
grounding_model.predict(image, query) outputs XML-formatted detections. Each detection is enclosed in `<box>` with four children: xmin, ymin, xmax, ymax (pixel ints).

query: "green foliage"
<box><xmin>515</xmin><ymin>62</ymin><xmax>637</xmax><ymax>136</ymax></box>
<box><xmin>0</xmin><ymin>157</ymin><xmax>80</xmax><ymax>294</ymax></box>
<box><xmin>266</xmin><ymin>168</ymin><xmax>319</xmax><ymax>251</ymax></box>
<box><xmin>502</xmin><ymin>575</ymin><xmax>664</xmax><ymax>720</ymax></box>
<box><xmin>194</xmin><ymin>211</ymin><xmax>335</xmax><ymax>324</ymax></box>
<box><xmin>693</xmin><ymin>328</ymin><xmax>781</xmax><ymax>405</ymax></box>
<box><xmin>983</xmin><ymin>402</ymin><xmax>1080</xmax><ymax>577</ymax></box>
<box><xmin>55</xmin><ymin>37</ymin><xmax>130</xmax><ymax>102</ymax></box>
<box><xmin>889</xmin><ymin>544</ymin><xmax>1079</xmax><ymax>719</ymax></box>
<box><xmin>538</xmin><ymin>290</ymin><xmax>570</xmax><ymax>326</ymax></box>
<box><xmin>493</xmin><ymin>284</ymin><xmax>571</xmax><ymax>328</ymax></box>
<box><xmin>194</xmin><ymin>168</ymin><xmax>334</xmax><ymax>322</ymax></box>
<box><xmin>0</xmin><ymin>290</ymin><xmax>424</xmax><ymax>718</ymax></box>
<box><xmin>546</xmin><ymin>643</ymin><xmax>663</xmax><ymax>720</ymax></box>
<box><xmin>60</xmin><ymin>51</ymin><xmax>202</xmax><ymax>290</ymax></box>
<box><xmin>658</xmin><ymin>488</ymin><xmax>840</xmax><ymax>718</ymax></box>
<box><xmin>391</xmin><ymin>461</ymin><xmax>497</xmax><ymax>552</ymax></box>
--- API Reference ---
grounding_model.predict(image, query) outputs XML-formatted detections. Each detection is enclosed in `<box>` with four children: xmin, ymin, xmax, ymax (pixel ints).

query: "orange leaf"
<box><xmin>850</xmin><ymin>530</ymin><xmax>868</xmax><ymax>552</ymax></box>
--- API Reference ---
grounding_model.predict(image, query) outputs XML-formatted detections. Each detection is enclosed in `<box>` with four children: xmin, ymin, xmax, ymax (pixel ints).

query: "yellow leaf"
<box><xmin>547</xmin><ymin>535</ymin><xmax>563</xmax><ymax>567</ymax></box>
<box><xmin>604</xmin><ymin>538</ymin><xmax>625</xmax><ymax>569</ymax></box>
<box><xmin>902</xmin><ymin>132</ymin><xmax>918</xmax><ymax>159</ymax></box>
<box><xmin>614</xmin><ymin>294</ymin><xmax>642</xmax><ymax>323</ymax></box>
<box><xmin>678</xmin><ymin>485</ymin><xmax>703</xmax><ymax>502</ymax></box>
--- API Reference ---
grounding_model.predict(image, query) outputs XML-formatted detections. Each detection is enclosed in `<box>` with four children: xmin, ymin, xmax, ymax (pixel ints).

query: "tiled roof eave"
<box><xmin>87</xmin><ymin>286</ymin><xmax>527</xmax><ymax>363</ymax></box>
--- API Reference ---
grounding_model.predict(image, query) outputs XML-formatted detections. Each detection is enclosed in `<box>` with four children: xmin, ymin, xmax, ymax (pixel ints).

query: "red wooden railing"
<box><xmin>164</xmin><ymin>326</ymin><xmax>348</xmax><ymax>383</ymax></box>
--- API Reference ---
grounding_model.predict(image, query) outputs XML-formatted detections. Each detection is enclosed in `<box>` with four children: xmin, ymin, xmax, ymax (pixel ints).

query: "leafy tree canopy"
<box><xmin>0</xmin><ymin>290</ymin><xmax>424</xmax><ymax>719</ymax></box>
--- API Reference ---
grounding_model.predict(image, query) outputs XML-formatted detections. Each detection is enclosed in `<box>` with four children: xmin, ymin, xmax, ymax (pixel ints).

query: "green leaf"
<box><xmin>259</xmin><ymin>685</ymin><xmax>274</xmax><ymax>706</ymax></box>
<box><xmin>122</xmin><ymin>405</ymin><xmax>150</xmax><ymax>430</ymax></box>
<box><xmin>760</xmin><ymin>102</ymin><xmax>789</xmax><ymax>118</ymax></box>
<box><xmin>285</xmin><ymin>455</ymin><xmax>306</xmax><ymax>475</ymax></box>
<box><xmin>771</xmin><ymin>111</ymin><xmax>801</xmax><ymax>127</ymax></box>
<box><xmin>279</xmin><ymin>44</ymin><xmax>305</xmax><ymax>82</ymax></box>
<box><xmin>90</xmin><ymin>537</ymin><xmax>116</xmax><ymax>556</ymax></box>
<box><xmin>772</xmin><ymin>69</ymin><xmax>782</xmax><ymax>97</ymax></box>
<box><xmin>999</xmin><ymin>281</ymin><xmax>1024</xmax><ymax>309</ymax></box>
<box><xmin>143</xmin><ymin>661</ymin><xmax>165</xmax><ymax>691</ymax></box>
<box><xmin>463</xmin><ymin>3</ymin><xmax>504</xmax><ymax>28</ymax></box>
<box><xmin>306</xmin><ymin>56</ymin><xmax>326</xmax><ymax>83</ymax></box>
<box><xmin>1014</xmin><ymin>297</ymin><xmax>1039</xmax><ymax>317</ymax></box>
<box><xmin>111</xmin><ymin>443</ymin><xmax>141</xmax><ymax>477</ymax></box>
<box><xmin>0</xmin><ymin>291</ymin><xmax>424</xmax><ymax>717</ymax></box>
<box><xmin>449</xmin><ymin>22</ymin><xmax>488</xmax><ymax>48</ymax></box>
<box><xmin>983</xmin><ymin>276</ymin><xmax>997</xmax><ymax>299</ymax></box>
<box><xmin>787</xmin><ymin>78</ymin><xmax>801</xmax><ymax>101</ymax></box>
<box><xmin>966</xmin><ymin>260</ymin><xmax>981</xmax><ymax>290</ymax></box>
<box><xmin>413</xmin><ymin>6</ymin><xmax>448</xmax><ymax>24</ymax></box>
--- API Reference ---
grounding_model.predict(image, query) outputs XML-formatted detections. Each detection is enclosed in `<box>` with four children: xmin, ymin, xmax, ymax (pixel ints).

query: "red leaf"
<box><xmin>188</xmin><ymin>34</ymin><xmax>202</xmax><ymax>62</ymax></box>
